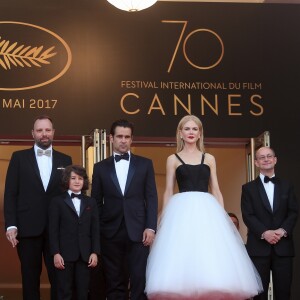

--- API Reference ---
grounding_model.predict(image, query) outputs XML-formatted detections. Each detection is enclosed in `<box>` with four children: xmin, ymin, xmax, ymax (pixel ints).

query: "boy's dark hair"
<box><xmin>61</xmin><ymin>165</ymin><xmax>89</xmax><ymax>192</ymax></box>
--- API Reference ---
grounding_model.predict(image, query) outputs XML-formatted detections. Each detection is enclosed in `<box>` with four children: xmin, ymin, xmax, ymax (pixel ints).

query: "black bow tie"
<box><xmin>71</xmin><ymin>193</ymin><xmax>83</xmax><ymax>199</ymax></box>
<box><xmin>115</xmin><ymin>152</ymin><xmax>129</xmax><ymax>162</ymax></box>
<box><xmin>264</xmin><ymin>176</ymin><xmax>276</xmax><ymax>184</ymax></box>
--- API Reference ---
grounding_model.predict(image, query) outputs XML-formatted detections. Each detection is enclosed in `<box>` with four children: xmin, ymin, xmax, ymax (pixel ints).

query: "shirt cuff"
<box><xmin>6</xmin><ymin>226</ymin><xmax>18</xmax><ymax>231</ymax></box>
<box><xmin>280</xmin><ymin>228</ymin><xmax>287</xmax><ymax>237</ymax></box>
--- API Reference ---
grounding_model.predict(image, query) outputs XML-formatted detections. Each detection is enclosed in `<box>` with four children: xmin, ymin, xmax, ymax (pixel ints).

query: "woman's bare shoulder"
<box><xmin>204</xmin><ymin>152</ymin><xmax>216</xmax><ymax>164</ymax></box>
<box><xmin>167</xmin><ymin>153</ymin><xmax>179</xmax><ymax>163</ymax></box>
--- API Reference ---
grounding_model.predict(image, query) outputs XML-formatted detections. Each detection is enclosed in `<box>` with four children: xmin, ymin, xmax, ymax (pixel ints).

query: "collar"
<box><xmin>68</xmin><ymin>190</ymin><xmax>82</xmax><ymax>197</ymax></box>
<box><xmin>259</xmin><ymin>173</ymin><xmax>275</xmax><ymax>182</ymax></box>
<box><xmin>34</xmin><ymin>144</ymin><xmax>53</xmax><ymax>154</ymax></box>
<box><xmin>113</xmin><ymin>150</ymin><xmax>131</xmax><ymax>157</ymax></box>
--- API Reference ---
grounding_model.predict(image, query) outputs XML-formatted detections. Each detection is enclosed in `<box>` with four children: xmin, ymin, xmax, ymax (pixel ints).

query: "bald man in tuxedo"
<box><xmin>241</xmin><ymin>146</ymin><xmax>298</xmax><ymax>300</ymax></box>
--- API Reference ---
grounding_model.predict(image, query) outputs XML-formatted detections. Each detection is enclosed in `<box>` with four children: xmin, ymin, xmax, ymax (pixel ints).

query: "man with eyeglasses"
<box><xmin>241</xmin><ymin>146</ymin><xmax>298</xmax><ymax>300</ymax></box>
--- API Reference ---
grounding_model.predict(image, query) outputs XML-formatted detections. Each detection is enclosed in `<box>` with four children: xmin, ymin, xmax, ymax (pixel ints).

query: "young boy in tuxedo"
<box><xmin>49</xmin><ymin>165</ymin><xmax>100</xmax><ymax>300</ymax></box>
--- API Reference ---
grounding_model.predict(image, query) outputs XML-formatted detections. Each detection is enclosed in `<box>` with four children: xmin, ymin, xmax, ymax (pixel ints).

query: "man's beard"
<box><xmin>36</xmin><ymin>139</ymin><xmax>52</xmax><ymax>150</ymax></box>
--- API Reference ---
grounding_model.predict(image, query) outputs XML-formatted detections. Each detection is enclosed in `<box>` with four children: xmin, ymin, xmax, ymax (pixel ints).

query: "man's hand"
<box><xmin>274</xmin><ymin>228</ymin><xmax>286</xmax><ymax>238</ymax></box>
<box><xmin>142</xmin><ymin>229</ymin><xmax>155</xmax><ymax>246</ymax></box>
<box><xmin>6</xmin><ymin>228</ymin><xmax>18</xmax><ymax>248</ymax></box>
<box><xmin>88</xmin><ymin>253</ymin><xmax>98</xmax><ymax>268</ymax></box>
<box><xmin>54</xmin><ymin>254</ymin><xmax>65</xmax><ymax>269</ymax></box>
<box><xmin>262</xmin><ymin>230</ymin><xmax>282</xmax><ymax>244</ymax></box>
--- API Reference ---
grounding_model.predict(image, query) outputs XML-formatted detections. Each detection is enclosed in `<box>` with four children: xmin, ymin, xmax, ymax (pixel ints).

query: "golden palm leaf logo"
<box><xmin>0</xmin><ymin>21</ymin><xmax>72</xmax><ymax>91</ymax></box>
<box><xmin>0</xmin><ymin>37</ymin><xmax>57</xmax><ymax>70</ymax></box>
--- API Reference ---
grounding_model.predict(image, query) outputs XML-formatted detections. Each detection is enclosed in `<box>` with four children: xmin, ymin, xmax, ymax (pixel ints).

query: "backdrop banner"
<box><xmin>0</xmin><ymin>1</ymin><xmax>299</xmax><ymax>139</ymax></box>
<box><xmin>0</xmin><ymin>1</ymin><xmax>300</xmax><ymax>298</ymax></box>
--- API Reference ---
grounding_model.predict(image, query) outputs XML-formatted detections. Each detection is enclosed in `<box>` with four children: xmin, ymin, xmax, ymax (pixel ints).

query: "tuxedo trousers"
<box><xmin>101</xmin><ymin>222</ymin><xmax>149</xmax><ymax>300</ymax></box>
<box><xmin>88</xmin><ymin>263</ymin><xmax>106</xmax><ymax>300</ymax></box>
<box><xmin>55</xmin><ymin>259</ymin><xmax>90</xmax><ymax>300</ymax></box>
<box><xmin>252</xmin><ymin>248</ymin><xmax>293</xmax><ymax>300</ymax></box>
<box><xmin>17</xmin><ymin>233</ymin><xmax>57</xmax><ymax>300</ymax></box>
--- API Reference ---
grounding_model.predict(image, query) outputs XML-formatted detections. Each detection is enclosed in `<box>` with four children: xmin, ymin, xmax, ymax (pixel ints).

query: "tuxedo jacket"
<box><xmin>91</xmin><ymin>153</ymin><xmax>158</xmax><ymax>241</ymax></box>
<box><xmin>48</xmin><ymin>192</ymin><xmax>100</xmax><ymax>262</ymax></box>
<box><xmin>241</xmin><ymin>176</ymin><xmax>298</xmax><ymax>257</ymax></box>
<box><xmin>4</xmin><ymin>147</ymin><xmax>72</xmax><ymax>237</ymax></box>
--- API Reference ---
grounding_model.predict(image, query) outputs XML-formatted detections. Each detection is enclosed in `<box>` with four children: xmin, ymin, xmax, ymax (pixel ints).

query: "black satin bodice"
<box><xmin>175</xmin><ymin>153</ymin><xmax>210</xmax><ymax>193</ymax></box>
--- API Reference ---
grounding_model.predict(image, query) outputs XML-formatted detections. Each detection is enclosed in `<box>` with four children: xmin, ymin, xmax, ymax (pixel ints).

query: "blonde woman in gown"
<box><xmin>145</xmin><ymin>115</ymin><xmax>263</xmax><ymax>300</ymax></box>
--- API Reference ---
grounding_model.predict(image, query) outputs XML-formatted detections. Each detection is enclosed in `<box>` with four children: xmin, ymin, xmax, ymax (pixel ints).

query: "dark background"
<box><xmin>1</xmin><ymin>1</ymin><xmax>299</xmax><ymax>298</ymax></box>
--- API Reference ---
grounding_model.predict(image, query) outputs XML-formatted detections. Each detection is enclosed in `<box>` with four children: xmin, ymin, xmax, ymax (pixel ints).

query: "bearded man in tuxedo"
<box><xmin>4</xmin><ymin>115</ymin><xmax>72</xmax><ymax>300</ymax></box>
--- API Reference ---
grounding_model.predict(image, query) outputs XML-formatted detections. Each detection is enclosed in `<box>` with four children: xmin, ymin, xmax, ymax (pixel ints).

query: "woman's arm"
<box><xmin>206</xmin><ymin>153</ymin><xmax>224</xmax><ymax>207</ymax></box>
<box><xmin>162</xmin><ymin>154</ymin><xmax>177</xmax><ymax>210</ymax></box>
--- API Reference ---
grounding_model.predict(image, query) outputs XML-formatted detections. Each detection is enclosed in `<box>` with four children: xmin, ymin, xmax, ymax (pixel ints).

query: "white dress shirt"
<box><xmin>34</xmin><ymin>144</ymin><xmax>52</xmax><ymax>191</ymax></box>
<box><xmin>68</xmin><ymin>190</ymin><xmax>81</xmax><ymax>216</ymax></box>
<box><xmin>259</xmin><ymin>173</ymin><xmax>275</xmax><ymax>210</ymax></box>
<box><xmin>114</xmin><ymin>151</ymin><xmax>130</xmax><ymax>195</ymax></box>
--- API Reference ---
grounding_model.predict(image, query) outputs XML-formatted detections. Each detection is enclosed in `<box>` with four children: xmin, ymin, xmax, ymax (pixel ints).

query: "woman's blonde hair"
<box><xmin>176</xmin><ymin>115</ymin><xmax>205</xmax><ymax>152</ymax></box>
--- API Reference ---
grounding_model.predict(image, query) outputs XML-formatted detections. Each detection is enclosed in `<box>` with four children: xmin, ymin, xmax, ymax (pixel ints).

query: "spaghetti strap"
<box><xmin>176</xmin><ymin>153</ymin><xmax>205</xmax><ymax>165</ymax></box>
<box><xmin>201</xmin><ymin>153</ymin><xmax>205</xmax><ymax>164</ymax></box>
<box><xmin>175</xmin><ymin>153</ymin><xmax>185</xmax><ymax>165</ymax></box>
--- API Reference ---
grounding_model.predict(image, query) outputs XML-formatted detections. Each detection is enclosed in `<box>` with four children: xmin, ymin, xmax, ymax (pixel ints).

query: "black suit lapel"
<box><xmin>272</xmin><ymin>179</ymin><xmax>281</xmax><ymax>213</ymax></box>
<box><xmin>124</xmin><ymin>154</ymin><xmax>136</xmax><ymax>195</ymax></box>
<box><xmin>47</xmin><ymin>149</ymin><xmax>60</xmax><ymax>192</ymax></box>
<box><xmin>80</xmin><ymin>196</ymin><xmax>88</xmax><ymax>217</ymax></box>
<box><xmin>64</xmin><ymin>193</ymin><xmax>78</xmax><ymax>216</ymax></box>
<box><xmin>28</xmin><ymin>147</ymin><xmax>45</xmax><ymax>189</ymax></box>
<box><xmin>109</xmin><ymin>156</ymin><xmax>123</xmax><ymax>195</ymax></box>
<box><xmin>256</xmin><ymin>177</ymin><xmax>273</xmax><ymax>213</ymax></box>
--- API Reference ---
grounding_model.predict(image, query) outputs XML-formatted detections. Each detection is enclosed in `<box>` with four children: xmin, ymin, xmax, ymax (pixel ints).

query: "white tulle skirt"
<box><xmin>145</xmin><ymin>192</ymin><xmax>263</xmax><ymax>300</ymax></box>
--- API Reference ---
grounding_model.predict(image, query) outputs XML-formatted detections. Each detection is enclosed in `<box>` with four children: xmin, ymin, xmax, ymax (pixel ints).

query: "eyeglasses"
<box><xmin>256</xmin><ymin>154</ymin><xmax>275</xmax><ymax>161</ymax></box>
